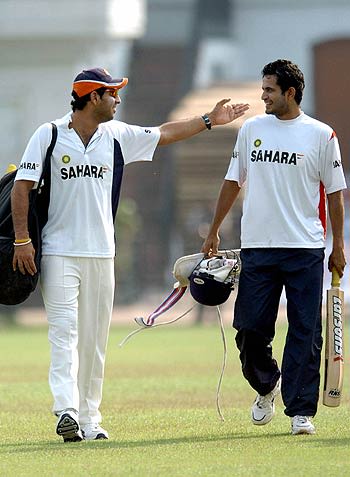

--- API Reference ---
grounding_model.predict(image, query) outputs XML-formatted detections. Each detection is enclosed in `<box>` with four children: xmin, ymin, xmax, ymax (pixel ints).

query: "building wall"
<box><xmin>0</xmin><ymin>0</ymin><xmax>145</xmax><ymax>175</ymax></box>
<box><xmin>141</xmin><ymin>0</ymin><xmax>197</xmax><ymax>45</ymax></box>
<box><xmin>314</xmin><ymin>39</ymin><xmax>350</xmax><ymax>169</ymax></box>
<box><xmin>1</xmin><ymin>0</ymin><xmax>349</xmax><ymax>304</ymax></box>
<box><xmin>3</xmin><ymin>0</ymin><xmax>349</xmax><ymax>172</ymax></box>
<box><xmin>232</xmin><ymin>0</ymin><xmax>350</xmax><ymax>115</ymax></box>
<box><xmin>186</xmin><ymin>0</ymin><xmax>350</xmax><ymax>116</ymax></box>
<box><xmin>191</xmin><ymin>0</ymin><xmax>350</xmax><ymax>166</ymax></box>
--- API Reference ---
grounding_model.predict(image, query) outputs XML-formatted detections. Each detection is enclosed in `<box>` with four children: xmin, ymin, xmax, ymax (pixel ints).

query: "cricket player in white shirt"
<box><xmin>11</xmin><ymin>67</ymin><xmax>249</xmax><ymax>442</ymax></box>
<box><xmin>202</xmin><ymin>59</ymin><xmax>346</xmax><ymax>436</ymax></box>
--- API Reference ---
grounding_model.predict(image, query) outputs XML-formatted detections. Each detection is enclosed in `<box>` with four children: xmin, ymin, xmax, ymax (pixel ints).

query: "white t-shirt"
<box><xmin>225</xmin><ymin>113</ymin><xmax>347</xmax><ymax>248</ymax></box>
<box><xmin>15</xmin><ymin>112</ymin><xmax>160</xmax><ymax>257</ymax></box>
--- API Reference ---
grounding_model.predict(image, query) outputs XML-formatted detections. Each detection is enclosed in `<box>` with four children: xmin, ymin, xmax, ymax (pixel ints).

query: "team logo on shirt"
<box><xmin>19</xmin><ymin>162</ymin><xmax>39</xmax><ymax>170</ymax></box>
<box><xmin>251</xmin><ymin>149</ymin><xmax>303</xmax><ymax>166</ymax></box>
<box><xmin>60</xmin><ymin>164</ymin><xmax>108</xmax><ymax>180</ymax></box>
<box><xmin>251</xmin><ymin>138</ymin><xmax>304</xmax><ymax>165</ymax></box>
<box><xmin>62</xmin><ymin>155</ymin><xmax>71</xmax><ymax>164</ymax></box>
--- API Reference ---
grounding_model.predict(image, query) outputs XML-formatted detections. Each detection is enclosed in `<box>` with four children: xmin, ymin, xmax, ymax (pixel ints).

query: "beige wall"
<box><xmin>0</xmin><ymin>0</ymin><xmax>145</xmax><ymax>175</ymax></box>
<box><xmin>314</xmin><ymin>39</ymin><xmax>350</xmax><ymax>171</ymax></box>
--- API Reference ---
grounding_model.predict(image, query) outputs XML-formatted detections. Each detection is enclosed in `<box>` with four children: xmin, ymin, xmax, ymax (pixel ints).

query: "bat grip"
<box><xmin>331</xmin><ymin>268</ymin><xmax>341</xmax><ymax>288</ymax></box>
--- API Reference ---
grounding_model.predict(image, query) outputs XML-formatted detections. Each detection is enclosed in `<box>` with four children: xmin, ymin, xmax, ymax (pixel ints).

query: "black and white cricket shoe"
<box><xmin>56</xmin><ymin>409</ymin><xmax>84</xmax><ymax>442</ymax></box>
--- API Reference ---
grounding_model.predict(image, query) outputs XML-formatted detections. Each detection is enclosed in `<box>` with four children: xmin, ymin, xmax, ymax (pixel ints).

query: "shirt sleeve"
<box><xmin>224</xmin><ymin>126</ymin><xmax>247</xmax><ymax>186</ymax></box>
<box><xmin>110</xmin><ymin>121</ymin><xmax>161</xmax><ymax>165</ymax></box>
<box><xmin>15</xmin><ymin>123</ymin><xmax>53</xmax><ymax>184</ymax></box>
<box><xmin>319</xmin><ymin>130</ymin><xmax>347</xmax><ymax>194</ymax></box>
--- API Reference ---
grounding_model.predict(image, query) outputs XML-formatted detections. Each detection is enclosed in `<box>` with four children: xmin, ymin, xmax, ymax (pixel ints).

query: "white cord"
<box><xmin>118</xmin><ymin>304</ymin><xmax>197</xmax><ymax>347</ymax></box>
<box><xmin>119</xmin><ymin>302</ymin><xmax>228</xmax><ymax>423</ymax></box>
<box><xmin>215</xmin><ymin>305</ymin><xmax>227</xmax><ymax>422</ymax></box>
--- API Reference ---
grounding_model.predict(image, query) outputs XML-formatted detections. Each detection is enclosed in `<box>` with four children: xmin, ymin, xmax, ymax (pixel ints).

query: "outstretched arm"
<box><xmin>201</xmin><ymin>180</ymin><xmax>241</xmax><ymax>256</ymax></box>
<box><xmin>327</xmin><ymin>190</ymin><xmax>346</xmax><ymax>277</ymax></box>
<box><xmin>158</xmin><ymin>99</ymin><xmax>249</xmax><ymax>145</ymax></box>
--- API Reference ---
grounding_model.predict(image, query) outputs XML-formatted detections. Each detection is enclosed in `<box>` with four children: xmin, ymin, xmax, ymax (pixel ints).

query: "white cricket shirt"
<box><xmin>225</xmin><ymin>113</ymin><xmax>347</xmax><ymax>248</ymax></box>
<box><xmin>15</xmin><ymin>112</ymin><xmax>160</xmax><ymax>257</ymax></box>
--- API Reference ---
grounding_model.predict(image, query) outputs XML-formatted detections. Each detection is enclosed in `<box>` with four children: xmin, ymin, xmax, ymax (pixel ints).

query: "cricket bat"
<box><xmin>323</xmin><ymin>268</ymin><xmax>344</xmax><ymax>407</ymax></box>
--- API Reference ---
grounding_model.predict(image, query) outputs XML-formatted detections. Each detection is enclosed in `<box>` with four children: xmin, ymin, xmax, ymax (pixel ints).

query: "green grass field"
<box><xmin>0</xmin><ymin>318</ymin><xmax>349</xmax><ymax>477</ymax></box>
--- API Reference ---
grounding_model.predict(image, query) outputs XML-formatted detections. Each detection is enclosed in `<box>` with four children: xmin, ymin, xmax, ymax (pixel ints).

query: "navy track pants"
<box><xmin>233</xmin><ymin>248</ymin><xmax>324</xmax><ymax>417</ymax></box>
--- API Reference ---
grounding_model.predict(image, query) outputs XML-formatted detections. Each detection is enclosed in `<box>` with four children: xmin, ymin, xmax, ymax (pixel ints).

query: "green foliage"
<box><xmin>0</xmin><ymin>322</ymin><xmax>349</xmax><ymax>477</ymax></box>
<box><xmin>114</xmin><ymin>198</ymin><xmax>142</xmax><ymax>303</ymax></box>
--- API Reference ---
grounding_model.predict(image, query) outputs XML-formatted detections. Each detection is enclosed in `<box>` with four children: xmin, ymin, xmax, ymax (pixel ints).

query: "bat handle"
<box><xmin>331</xmin><ymin>268</ymin><xmax>341</xmax><ymax>288</ymax></box>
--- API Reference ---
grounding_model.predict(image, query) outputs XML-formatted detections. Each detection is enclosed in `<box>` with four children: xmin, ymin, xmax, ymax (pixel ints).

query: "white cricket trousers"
<box><xmin>40</xmin><ymin>255</ymin><xmax>115</xmax><ymax>426</ymax></box>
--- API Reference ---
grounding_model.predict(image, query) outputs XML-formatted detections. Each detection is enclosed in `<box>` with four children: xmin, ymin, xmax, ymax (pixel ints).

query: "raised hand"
<box><xmin>208</xmin><ymin>99</ymin><xmax>249</xmax><ymax>126</ymax></box>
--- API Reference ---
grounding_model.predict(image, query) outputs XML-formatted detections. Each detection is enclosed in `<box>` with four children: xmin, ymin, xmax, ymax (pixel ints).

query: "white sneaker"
<box><xmin>291</xmin><ymin>416</ymin><xmax>315</xmax><ymax>435</ymax></box>
<box><xmin>56</xmin><ymin>409</ymin><xmax>83</xmax><ymax>442</ymax></box>
<box><xmin>82</xmin><ymin>423</ymin><xmax>109</xmax><ymax>440</ymax></box>
<box><xmin>251</xmin><ymin>378</ymin><xmax>281</xmax><ymax>425</ymax></box>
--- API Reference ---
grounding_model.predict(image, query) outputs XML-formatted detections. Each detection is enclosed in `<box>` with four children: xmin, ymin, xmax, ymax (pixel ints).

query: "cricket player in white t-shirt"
<box><xmin>202</xmin><ymin>59</ymin><xmax>347</xmax><ymax>435</ymax></box>
<box><xmin>11</xmin><ymin>68</ymin><xmax>249</xmax><ymax>442</ymax></box>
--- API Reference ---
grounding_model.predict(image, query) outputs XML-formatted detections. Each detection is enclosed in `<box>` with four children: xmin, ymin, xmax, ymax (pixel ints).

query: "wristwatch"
<box><xmin>201</xmin><ymin>114</ymin><xmax>212</xmax><ymax>130</ymax></box>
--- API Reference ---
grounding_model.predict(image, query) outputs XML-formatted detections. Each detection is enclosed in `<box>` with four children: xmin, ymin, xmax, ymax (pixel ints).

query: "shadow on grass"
<box><xmin>1</xmin><ymin>432</ymin><xmax>349</xmax><ymax>454</ymax></box>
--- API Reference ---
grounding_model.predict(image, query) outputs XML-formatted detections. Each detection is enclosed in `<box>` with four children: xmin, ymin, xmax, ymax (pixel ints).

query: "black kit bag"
<box><xmin>0</xmin><ymin>123</ymin><xmax>57</xmax><ymax>305</ymax></box>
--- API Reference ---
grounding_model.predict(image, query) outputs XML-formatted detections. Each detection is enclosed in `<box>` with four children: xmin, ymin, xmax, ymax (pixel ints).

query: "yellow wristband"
<box><xmin>15</xmin><ymin>238</ymin><xmax>31</xmax><ymax>244</ymax></box>
<box><xmin>13</xmin><ymin>238</ymin><xmax>32</xmax><ymax>247</ymax></box>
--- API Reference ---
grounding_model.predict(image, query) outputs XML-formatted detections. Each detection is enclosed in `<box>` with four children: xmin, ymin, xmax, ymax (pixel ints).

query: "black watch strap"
<box><xmin>201</xmin><ymin>114</ymin><xmax>212</xmax><ymax>130</ymax></box>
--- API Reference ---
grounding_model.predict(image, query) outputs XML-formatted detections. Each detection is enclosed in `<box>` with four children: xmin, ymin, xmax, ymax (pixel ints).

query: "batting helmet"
<box><xmin>189</xmin><ymin>255</ymin><xmax>240</xmax><ymax>306</ymax></box>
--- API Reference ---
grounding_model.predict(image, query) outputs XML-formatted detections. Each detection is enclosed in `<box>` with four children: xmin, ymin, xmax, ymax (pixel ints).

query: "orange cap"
<box><xmin>72</xmin><ymin>67</ymin><xmax>128</xmax><ymax>97</ymax></box>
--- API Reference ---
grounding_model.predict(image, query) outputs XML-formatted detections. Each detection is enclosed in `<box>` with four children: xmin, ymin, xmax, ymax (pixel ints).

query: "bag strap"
<box><xmin>33</xmin><ymin>122</ymin><xmax>57</xmax><ymax>199</ymax></box>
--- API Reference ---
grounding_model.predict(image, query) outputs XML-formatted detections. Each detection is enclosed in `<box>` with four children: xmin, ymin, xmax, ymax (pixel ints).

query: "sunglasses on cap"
<box><xmin>104</xmin><ymin>88</ymin><xmax>120</xmax><ymax>98</ymax></box>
